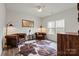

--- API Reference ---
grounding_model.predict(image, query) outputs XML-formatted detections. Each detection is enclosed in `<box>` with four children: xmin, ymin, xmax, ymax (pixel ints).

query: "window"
<box><xmin>47</xmin><ymin>21</ymin><xmax>55</xmax><ymax>34</ymax></box>
<box><xmin>48</xmin><ymin>22</ymin><xmax>55</xmax><ymax>28</ymax></box>
<box><xmin>56</xmin><ymin>20</ymin><xmax>64</xmax><ymax>28</ymax></box>
<box><xmin>47</xmin><ymin>19</ymin><xmax>65</xmax><ymax>35</ymax></box>
<box><xmin>56</xmin><ymin>20</ymin><xmax>64</xmax><ymax>33</ymax></box>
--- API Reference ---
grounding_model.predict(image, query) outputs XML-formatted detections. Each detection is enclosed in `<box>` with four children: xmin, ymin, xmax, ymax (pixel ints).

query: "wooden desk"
<box><xmin>5</xmin><ymin>33</ymin><xmax>26</xmax><ymax>48</ymax></box>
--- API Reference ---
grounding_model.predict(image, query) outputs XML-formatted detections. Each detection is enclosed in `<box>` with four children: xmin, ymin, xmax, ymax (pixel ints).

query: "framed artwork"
<box><xmin>22</xmin><ymin>19</ymin><xmax>34</xmax><ymax>27</ymax></box>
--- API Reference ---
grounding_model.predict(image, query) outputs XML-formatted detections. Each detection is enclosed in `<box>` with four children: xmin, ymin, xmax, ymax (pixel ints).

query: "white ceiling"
<box><xmin>6</xmin><ymin>3</ymin><xmax>76</xmax><ymax>18</ymax></box>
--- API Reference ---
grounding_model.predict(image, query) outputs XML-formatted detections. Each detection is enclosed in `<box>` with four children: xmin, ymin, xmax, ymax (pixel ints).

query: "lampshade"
<box><xmin>6</xmin><ymin>24</ymin><xmax>14</xmax><ymax>35</ymax></box>
<box><xmin>37</xmin><ymin>26</ymin><xmax>46</xmax><ymax>33</ymax></box>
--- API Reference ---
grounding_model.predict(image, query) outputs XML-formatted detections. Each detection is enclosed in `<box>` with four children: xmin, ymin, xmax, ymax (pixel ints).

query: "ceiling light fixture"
<box><xmin>36</xmin><ymin>6</ymin><xmax>45</xmax><ymax>12</ymax></box>
<box><xmin>38</xmin><ymin>7</ymin><xmax>42</xmax><ymax>12</ymax></box>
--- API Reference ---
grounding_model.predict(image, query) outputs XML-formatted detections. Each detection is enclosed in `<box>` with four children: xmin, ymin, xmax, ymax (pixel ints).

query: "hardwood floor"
<box><xmin>2</xmin><ymin>48</ymin><xmax>19</xmax><ymax>56</ymax></box>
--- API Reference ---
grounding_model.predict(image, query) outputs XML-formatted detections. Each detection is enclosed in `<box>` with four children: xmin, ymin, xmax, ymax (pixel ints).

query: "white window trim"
<box><xmin>47</xmin><ymin>19</ymin><xmax>65</xmax><ymax>35</ymax></box>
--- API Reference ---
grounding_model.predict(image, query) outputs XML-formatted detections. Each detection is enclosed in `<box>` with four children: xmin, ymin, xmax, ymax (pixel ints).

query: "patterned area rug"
<box><xmin>18</xmin><ymin>40</ymin><xmax>57</xmax><ymax>56</ymax></box>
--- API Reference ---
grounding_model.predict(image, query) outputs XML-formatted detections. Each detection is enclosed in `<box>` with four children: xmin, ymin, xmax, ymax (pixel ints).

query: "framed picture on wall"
<box><xmin>22</xmin><ymin>19</ymin><xmax>34</xmax><ymax>27</ymax></box>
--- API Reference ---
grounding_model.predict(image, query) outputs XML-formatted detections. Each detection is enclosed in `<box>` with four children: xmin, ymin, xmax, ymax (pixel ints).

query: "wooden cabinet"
<box><xmin>57</xmin><ymin>32</ymin><xmax>79</xmax><ymax>56</ymax></box>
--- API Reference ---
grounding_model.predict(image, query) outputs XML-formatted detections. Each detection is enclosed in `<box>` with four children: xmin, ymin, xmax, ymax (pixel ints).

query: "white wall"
<box><xmin>0</xmin><ymin>4</ymin><xmax>6</xmax><ymax>55</ymax></box>
<box><xmin>6</xmin><ymin>10</ymin><xmax>41</xmax><ymax>35</ymax></box>
<box><xmin>43</xmin><ymin>6</ymin><xmax>78</xmax><ymax>41</ymax></box>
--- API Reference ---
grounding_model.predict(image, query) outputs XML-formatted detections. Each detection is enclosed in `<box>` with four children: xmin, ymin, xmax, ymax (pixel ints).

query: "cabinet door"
<box><xmin>62</xmin><ymin>34</ymin><xmax>70</xmax><ymax>56</ymax></box>
<box><xmin>57</xmin><ymin>34</ymin><xmax>69</xmax><ymax>56</ymax></box>
<box><xmin>69</xmin><ymin>35</ymin><xmax>79</xmax><ymax>56</ymax></box>
<box><xmin>57</xmin><ymin>34</ymin><xmax>62</xmax><ymax>55</ymax></box>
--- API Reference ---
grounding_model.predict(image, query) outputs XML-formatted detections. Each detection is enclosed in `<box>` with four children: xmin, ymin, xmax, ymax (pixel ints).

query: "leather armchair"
<box><xmin>35</xmin><ymin>32</ymin><xmax>46</xmax><ymax>40</ymax></box>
